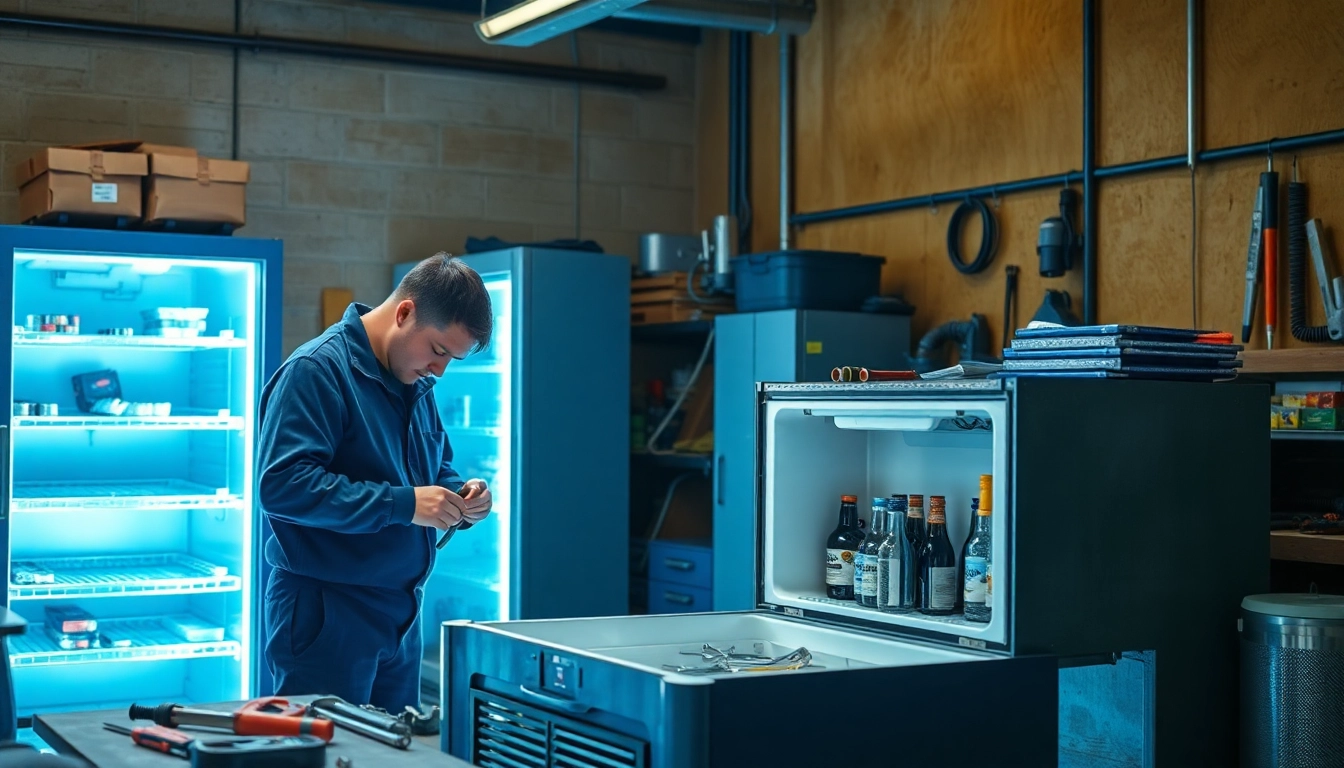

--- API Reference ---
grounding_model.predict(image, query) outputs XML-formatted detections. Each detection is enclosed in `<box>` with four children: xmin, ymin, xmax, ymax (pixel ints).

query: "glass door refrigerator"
<box><xmin>0</xmin><ymin>225</ymin><xmax>282</xmax><ymax>717</ymax></box>
<box><xmin>393</xmin><ymin>246</ymin><xmax>630</xmax><ymax>701</ymax></box>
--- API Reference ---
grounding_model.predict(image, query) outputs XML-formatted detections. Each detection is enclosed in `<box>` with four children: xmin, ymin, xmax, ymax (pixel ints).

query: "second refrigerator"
<box><xmin>393</xmin><ymin>247</ymin><xmax>631</xmax><ymax>700</ymax></box>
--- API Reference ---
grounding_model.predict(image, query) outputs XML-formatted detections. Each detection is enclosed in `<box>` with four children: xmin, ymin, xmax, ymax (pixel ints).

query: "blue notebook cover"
<box><xmin>1013</xmin><ymin>324</ymin><xmax>1228</xmax><ymax>342</ymax></box>
<box><xmin>1009</xmin><ymin>336</ymin><xmax>1245</xmax><ymax>354</ymax></box>
<box><xmin>1002</xmin><ymin>348</ymin><xmax>1241</xmax><ymax>366</ymax></box>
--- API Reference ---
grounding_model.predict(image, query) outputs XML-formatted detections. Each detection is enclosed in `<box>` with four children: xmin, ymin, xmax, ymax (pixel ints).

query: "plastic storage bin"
<box><xmin>731</xmin><ymin>250</ymin><xmax>884</xmax><ymax>312</ymax></box>
<box><xmin>1240</xmin><ymin>593</ymin><xmax>1344</xmax><ymax>767</ymax></box>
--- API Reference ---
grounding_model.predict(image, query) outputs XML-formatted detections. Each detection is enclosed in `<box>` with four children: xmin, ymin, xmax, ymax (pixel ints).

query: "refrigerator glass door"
<box><xmin>760</xmin><ymin>391</ymin><xmax>1012</xmax><ymax>650</ymax></box>
<box><xmin>8</xmin><ymin>249</ymin><xmax>261</xmax><ymax>713</ymax></box>
<box><xmin>422</xmin><ymin>270</ymin><xmax>513</xmax><ymax>647</ymax></box>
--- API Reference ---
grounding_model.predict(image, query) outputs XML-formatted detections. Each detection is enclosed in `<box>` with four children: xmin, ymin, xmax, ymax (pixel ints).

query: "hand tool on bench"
<box><xmin>128</xmin><ymin>697</ymin><xmax>334</xmax><ymax>741</ymax></box>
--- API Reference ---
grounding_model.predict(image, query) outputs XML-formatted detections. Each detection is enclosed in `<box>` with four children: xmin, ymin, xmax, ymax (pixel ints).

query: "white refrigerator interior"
<box><xmin>7</xmin><ymin>249</ymin><xmax>261</xmax><ymax>714</ymax></box>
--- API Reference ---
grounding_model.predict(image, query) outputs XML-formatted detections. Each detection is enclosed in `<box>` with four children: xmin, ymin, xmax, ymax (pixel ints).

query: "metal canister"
<box><xmin>1241</xmin><ymin>593</ymin><xmax>1344</xmax><ymax>766</ymax></box>
<box><xmin>37</xmin><ymin>403</ymin><xmax>58</xmax><ymax>416</ymax></box>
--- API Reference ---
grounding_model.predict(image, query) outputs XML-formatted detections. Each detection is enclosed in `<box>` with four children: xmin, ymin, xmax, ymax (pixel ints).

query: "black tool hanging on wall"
<box><xmin>1037</xmin><ymin>188</ymin><xmax>1080</xmax><ymax>277</ymax></box>
<box><xmin>1288</xmin><ymin>159</ymin><xmax>1344</xmax><ymax>343</ymax></box>
<box><xmin>946</xmin><ymin>197</ymin><xmax>999</xmax><ymax>274</ymax></box>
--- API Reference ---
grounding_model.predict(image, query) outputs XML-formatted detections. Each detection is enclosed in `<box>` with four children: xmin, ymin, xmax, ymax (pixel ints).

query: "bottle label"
<box><xmin>930</xmin><ymin>566</ymin><xmax>957</xmax><ymax>609</ymax></box>
<box><xmin>985</xmin><ymin>565</ymin><xmax>994</xmax><ymax>609</ymax></box>
<box><xmin>852</xmin><ymin>552</ymin><xmax>866</xmax><ymax>592</ymax></box>
<box><xmin>884</xmin><ymin>558</ymin><xmax>901</xmax><ymax>607</ymax></box>
<box><xmin>826</xmin><ymin>549</ymin><xmax>856</xmax><ymax>586</ymax></box>
<box><xmin>861</xmin><ymin>558</ymin><xmax>879</xmax><ymax>598</ymax></box>
<box><xmin>964</xmin><ymin>556</ymin><xmax>989</xmax><ymax>605</ymax></box>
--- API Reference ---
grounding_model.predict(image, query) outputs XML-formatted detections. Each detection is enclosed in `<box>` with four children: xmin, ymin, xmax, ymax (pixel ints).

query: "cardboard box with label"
<box><xmin>142</xmin><ymin>149</ymin><xmax>250</xmax><ymax>230</ymax></box>
<box><xmin>14</xmin><ymin>146</ymin><xmax>148</xmax><ymax>223</ymax></box>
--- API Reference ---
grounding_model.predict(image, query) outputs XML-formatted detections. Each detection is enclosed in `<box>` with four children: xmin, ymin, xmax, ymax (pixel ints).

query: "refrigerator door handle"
<box><xmin>716</xmin><ymin>454</ymin><xmax>725</xmax><ymax>505</ymax></box>
<box><xmin>515</xmin><ymin>685</ymin><xmax>592</xmax><ymax>714</ymax></box>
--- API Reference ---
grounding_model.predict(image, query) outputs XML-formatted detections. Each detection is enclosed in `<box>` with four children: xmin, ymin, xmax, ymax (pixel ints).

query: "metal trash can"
<box><xmin>1241</xmin><ymin>593</ymin><xmax>1344</xmax><ymax>767</ymax></box>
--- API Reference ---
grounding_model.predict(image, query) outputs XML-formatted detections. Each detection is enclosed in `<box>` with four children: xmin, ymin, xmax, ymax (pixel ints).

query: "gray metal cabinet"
<box><xmin>711</xmin><ymin>310</ymin><xmax>910</xmax><ymax>610</ymax></box>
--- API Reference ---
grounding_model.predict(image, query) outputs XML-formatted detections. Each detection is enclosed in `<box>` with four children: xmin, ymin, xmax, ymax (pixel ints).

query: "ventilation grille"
<box><xmin>470</xmin><ymin>691</ymin><xmax>646</xmax><ymax>768</ymax></box>
<box><xmin>475</xmin><ymin>697</ymin><xmax>548</xmax><ymax>768</ymax></box>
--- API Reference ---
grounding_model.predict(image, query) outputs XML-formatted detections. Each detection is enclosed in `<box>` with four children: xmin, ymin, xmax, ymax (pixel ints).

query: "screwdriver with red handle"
<box><xmin>104</xmin><ymin>722</ymin><xmax>194</xmax><ymax>759</ymax></box>
<box><xmin>129</xmin><ymin>697</ymin><xmax>335</xmax><ymax>741</ymax></box>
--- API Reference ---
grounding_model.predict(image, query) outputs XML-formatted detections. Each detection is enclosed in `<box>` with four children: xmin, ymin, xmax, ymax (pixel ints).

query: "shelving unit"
<box><xmin>9</xmin><ymin>554</ymin><xmax>242</xmax><ymax>599</ymax></box>
<box><xmin>13</xmin><ymin>412</ymin><xmax>243</xmax><ymax>431</ymax></box>
<box><xmin>1271</xmin><ymin>430</ymin><xmax>1344</xmax><ymax>441</ymax></box>
<box><xmin>13</xmin><ymin>332</ymin><xmax>246</xmax><ymax>350</ymax></box>
<box><xmin>11</xmin><ymin>480</ymin><xmax>239</xmax><ymax>512</ymax></box>
<box><xmin>9</xmin><ymin>616</ymin><xmax>239</xmax><ymax>667</ymax></box>
<box><xmin>1241</xmin><ymin>349</ymin><xmax>1344</xmax><ymax>375</ymax></box>
<box><xmin>1270</xmin><ymin>531</ymin><xmax>1344</xmax><ymax>567</ymax></box>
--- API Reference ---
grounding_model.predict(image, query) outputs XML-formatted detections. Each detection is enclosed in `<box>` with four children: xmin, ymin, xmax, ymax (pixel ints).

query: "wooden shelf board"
<box><xmin>1271</xmin><ymin>530</ymin><xmax>1344</xmax><ymax>566</ymax></box>
<box><xmin>1241</xmin><ymin>349</ymin><xmax>1344</xmax><ymax>375</ymax></box>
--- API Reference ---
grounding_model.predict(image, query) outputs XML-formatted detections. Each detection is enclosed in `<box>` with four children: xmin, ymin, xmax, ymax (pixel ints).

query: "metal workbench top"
<box><xmin>32</xmin><ymin>697</ymin><xmax>472</xmax><ymax>768</ymax></box>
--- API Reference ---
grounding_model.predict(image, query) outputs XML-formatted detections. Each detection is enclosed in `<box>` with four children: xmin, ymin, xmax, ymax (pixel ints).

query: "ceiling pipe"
<box><xmin>616</xmin><ymin>0</ymin><xmax>813</xmax><ymax>36</ymax></box>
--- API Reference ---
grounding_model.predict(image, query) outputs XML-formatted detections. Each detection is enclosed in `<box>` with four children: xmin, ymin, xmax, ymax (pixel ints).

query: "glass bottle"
<box><xmin>878</xmin><ymin>495</ymin><xmax>907</xmax><ymax>613</ymax></box>
<box><xmin>900</xmin><ymin>495</ymin><xmax>925</xmax><ymax>609</ymax></box>
<box><xmin>825</xmin><ymin>495</ymin><xmax>864</xmax><ymax>600</ymax></box>
<box><xmin>919</xmin><ymin>495</ymin><xmax>957</xmax><ymax>615</ymax></box>
<box><xmin>965</xmin><ymin>474</ymin><xmax>994</xmax><ymax>622</ymax></box>
<box><xmin>859</xmin><ymin>498</ymin><xmax>887</xmax><ymax>607</ymax></box>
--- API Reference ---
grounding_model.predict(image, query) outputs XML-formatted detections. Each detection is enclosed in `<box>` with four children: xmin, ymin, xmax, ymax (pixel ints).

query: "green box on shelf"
<box><xmin>1300</xmin><ymin>407</ymin><xmax>1342</xmax><ymax>431</ymax></box>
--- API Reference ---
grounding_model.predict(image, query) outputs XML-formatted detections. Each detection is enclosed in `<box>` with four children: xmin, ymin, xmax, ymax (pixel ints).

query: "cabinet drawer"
<box><xmin>648</xmin><ymin>580</ymin><xmax>712</xmax><ymax>614</ymax></box>
<box><xmin>647</xmin><ymin>540</ymin><xmax>712</xmax><ymax>590</ymax></box>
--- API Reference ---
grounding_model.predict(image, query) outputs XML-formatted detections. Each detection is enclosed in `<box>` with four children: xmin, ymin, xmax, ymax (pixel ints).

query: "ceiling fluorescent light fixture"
<box><xmin>475</xmin><ymin>0</ymin><xmax>649</xmax><ymax>46</ymax></box>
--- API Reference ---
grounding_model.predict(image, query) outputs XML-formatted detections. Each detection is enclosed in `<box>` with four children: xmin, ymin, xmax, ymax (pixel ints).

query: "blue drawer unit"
<box><xmin>647</xmin><ymin>540</ymin><xmax>711</xmax><ymax>591</ymax></box>
<box><xmin>648</xmin><ymin>580</ymin><xmax>712</xmax><ymax>614</ymax></box>
<box><xmin>647</xmin><ymin>540</ymin><xmax>711</xmax><ymax>613</ymax></box>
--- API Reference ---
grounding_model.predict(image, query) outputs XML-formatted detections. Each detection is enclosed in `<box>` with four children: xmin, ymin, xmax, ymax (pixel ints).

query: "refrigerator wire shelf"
<box><xmin>11</xmin><ymin>479</ymin><xmax>240</xmax><ymax>512</ymax></box>
<box><xmin>9</xmin><ymin>553</ymin><xmax>242</xmax><ymax>599</ymax></box>
<box><xmin>13</xmin><ymin>411</ymin><xmax>242</xmax><ymax>430</ymax></box>
<box><xmin>8</xmin><ymin>616</ymin><xmax>239</xmax><ymax>667</ymax></box>
<box><xmin>12</xmin><ymin>332</ymin><xmax>246</xmax><ymax>350</ymax></box>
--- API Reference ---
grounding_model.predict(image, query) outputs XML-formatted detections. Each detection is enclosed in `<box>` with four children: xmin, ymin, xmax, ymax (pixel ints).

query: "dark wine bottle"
<box><xmin>919</xmin><ymin>495</ymin><xmax>957</xmax><ymax>615</ymax></box>
<box><xmin>825</xmin><ymin>495</ymin><xmax>865</xmax><ymax>600</ymax></box>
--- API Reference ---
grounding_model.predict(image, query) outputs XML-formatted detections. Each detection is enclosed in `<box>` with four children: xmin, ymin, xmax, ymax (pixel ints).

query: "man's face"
<box><xmin>388</xmin><ymin>301</ymin><xmax>478</xmax><ymax>385</ymax></box>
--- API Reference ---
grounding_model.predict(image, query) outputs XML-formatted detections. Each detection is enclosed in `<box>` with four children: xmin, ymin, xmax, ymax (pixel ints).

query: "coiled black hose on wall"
<box><xmin>1289</xmin><ymin>175</ymin><xmax>1332</xmax><ymax>342</ymax></box>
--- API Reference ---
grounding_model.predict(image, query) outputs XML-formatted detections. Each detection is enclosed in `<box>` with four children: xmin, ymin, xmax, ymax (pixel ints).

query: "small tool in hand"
<box><xmin>104</xmin><ymin>722</ymin><xmax>193</xmax><ymax>759</ymax></box>
<box><xmin>436</xmin><ymin>485</ymin><xmax>480</xmax><ymax>550</ymax></box>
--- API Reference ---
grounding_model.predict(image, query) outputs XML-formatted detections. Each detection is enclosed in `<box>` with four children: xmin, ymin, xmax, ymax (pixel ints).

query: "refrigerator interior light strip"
<box><xmin>829</xmin><ymin>415</ymin><xmax>939</xmax><ymax>432</ymax></box>
<box><xmin>238</xmin><ymin>259</ymin><xmax>258</xmax><ymax>698</ymax></box>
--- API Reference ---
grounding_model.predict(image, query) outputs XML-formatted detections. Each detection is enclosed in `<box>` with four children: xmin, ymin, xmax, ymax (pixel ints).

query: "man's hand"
<box><xmin>458</xmin><ymin>479</ymin><xmax>493</xmax><ymax>523</ymax></box>
<box><xmin>412</xmin><ymin>486</ymin><xmax>466</xmax><ymax>530</ymax></box>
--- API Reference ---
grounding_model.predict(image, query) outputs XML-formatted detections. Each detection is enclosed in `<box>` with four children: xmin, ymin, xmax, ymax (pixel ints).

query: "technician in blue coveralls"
<box><xmin>255</xmin><ymin>254</ymin><xmax>494</xmax><ymax>713</ymax></box>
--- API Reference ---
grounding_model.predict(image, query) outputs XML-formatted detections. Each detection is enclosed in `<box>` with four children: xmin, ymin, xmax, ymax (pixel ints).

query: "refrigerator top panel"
<box><xmin>460</xmin><ymin>611</ymin><xmax>997</xmax><ymax>680</ymax></box>
<box><xmin>757</xmin><ymin>382</ymin><xmax>1012</xmax><ymax>651</ymax></box>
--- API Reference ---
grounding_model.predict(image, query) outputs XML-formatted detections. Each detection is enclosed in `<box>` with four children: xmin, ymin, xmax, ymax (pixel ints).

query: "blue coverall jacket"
<box><xmin>256</xmin><ymin>302</ymin><xmax>464</xmax><ymax>711</ymax></box>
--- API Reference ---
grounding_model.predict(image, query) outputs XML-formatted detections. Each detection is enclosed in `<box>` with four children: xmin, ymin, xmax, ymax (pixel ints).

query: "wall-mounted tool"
<box><xmin>1306</xmin><ymin>219</ymin><xmax>1344</xmax><ymax>342</ymax></box>
<box><xmin>1263</xmin><ymin>157</ymin><xmax>1281</xmax><ymax>348</ymax></box>
<box><xmin>1288</xmin><ymin>160</ymin><xmax>1342</xmax><ymax>344</ymax></box>
<box><xmin>1241</xmin><ymin>183</ymin><xmax>1266</xmax><ymax>343</ymax></box>
<box><xmin>946</xmin><ymin>198</ymin><xmax>998</xmax><ymax>274</ymax></box>
<box><xmin>1003</xmin><ymin>265</ymin><xmax>1020</xmax><ymax>350</ymax></box>
<box><xmin>1036</xmin><ymin>188</ymin><xmax>1080</xmax><ymax>277</ymax></box>
<box><xmin>911</xmin><ymin>315</ymin><xmax>996</xmax><ymax>373</ymax></box>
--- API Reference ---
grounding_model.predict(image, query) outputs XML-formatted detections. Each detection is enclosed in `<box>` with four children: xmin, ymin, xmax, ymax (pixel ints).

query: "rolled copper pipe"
<box><xmin>830</xmin><ymin>367</ymin><xmax>843</xmax><ymax>382</ymax></box>
<box><xmin>858</xmin><ymin>369</ymin><xmax>919</xmax><ymax>382</ymax></box>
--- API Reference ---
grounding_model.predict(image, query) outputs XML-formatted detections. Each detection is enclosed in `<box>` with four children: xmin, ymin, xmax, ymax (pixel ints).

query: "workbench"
<box><xmin>32</xmin><ymin>696</ymin><xmax>473</xmax><ymax>768</ymax></box>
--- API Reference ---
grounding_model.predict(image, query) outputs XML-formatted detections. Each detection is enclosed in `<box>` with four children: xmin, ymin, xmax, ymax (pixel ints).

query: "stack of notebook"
<box><xmin>992</xmin><ymin>324</ymin><xmax>1244</xmax><ymax>382</ymax></box>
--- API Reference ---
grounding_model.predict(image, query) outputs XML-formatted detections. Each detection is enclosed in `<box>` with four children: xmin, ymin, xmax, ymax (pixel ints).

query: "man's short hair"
<box><xmin>392</xmin><ymin>253</ymin><xmax>493</xmax><ymax>351</ymax></box>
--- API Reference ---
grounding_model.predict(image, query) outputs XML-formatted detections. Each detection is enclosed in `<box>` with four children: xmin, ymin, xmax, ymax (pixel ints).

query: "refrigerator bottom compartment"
<box><xmin>475</xmin><ymin>611</ymin><xmax>990</xmax><ymax>678</ymax></box>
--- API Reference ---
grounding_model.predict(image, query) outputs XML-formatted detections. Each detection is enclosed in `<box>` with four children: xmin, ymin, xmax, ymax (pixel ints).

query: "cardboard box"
<box><xmin>144</xmin><ymin>153</ymin><xmax>249</xmax><ymax>228</ymax></box>
<box><xmin>15</xmin><ymin>146</ymin><xmax>147</xmax><ymax>223</ymax></box>
<box><xmin>1307</xmin><ymin>392</ymin><xmax>1344</xmax><ymax>408</ymax></box>
<box><xmin>1281</xmin><ymin>393</ymin><xmax>1309</xmax><ymax>408</ymax></box>
<box><xmin>1271</xmin><ymin>405</ymin><xmax>1300</xmax><ymax>429</ymax></box>
<box><xmin>1301</xmin><ymin>407</ymin><xmax>1341</xmax><ymax>430</ymax></box>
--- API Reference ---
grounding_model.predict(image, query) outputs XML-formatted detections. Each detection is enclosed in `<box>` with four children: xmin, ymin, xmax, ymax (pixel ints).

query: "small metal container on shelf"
<box><xmin>37</xmin><ymin>403</ymin><xmax>58</xmax><ymax>416</ymax></box>
<box><xmin>12</xmin><ymin>402</ymin><xmax>32</xmax><ymax>416</ymax></box>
